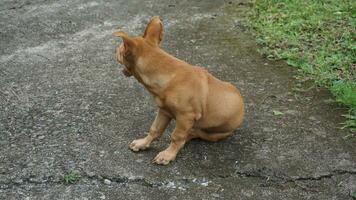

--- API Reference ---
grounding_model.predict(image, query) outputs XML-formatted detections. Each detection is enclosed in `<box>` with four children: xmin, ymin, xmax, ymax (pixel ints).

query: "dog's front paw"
<box><xmin>129</xmin><ymin>138</ymin><xmax>150</xmax><ymax>152</ymax></box>
<box><xmin>153</xmin><ymin>150</ymin><xmax>176</xmax><ymax>165</ymax></box>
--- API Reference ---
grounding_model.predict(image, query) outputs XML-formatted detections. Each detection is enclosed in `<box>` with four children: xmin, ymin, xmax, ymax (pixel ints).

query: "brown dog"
<box><xmin>113</xmin><ymin>16</ymin><xmax>244</xmax><ymax>165</ymax></box>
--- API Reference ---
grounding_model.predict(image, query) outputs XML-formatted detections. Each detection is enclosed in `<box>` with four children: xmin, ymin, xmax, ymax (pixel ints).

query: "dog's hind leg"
<box><xmin>188</xmin><ymin>128</ymin><xmax>233</xmax><ymax>142</ymax></box>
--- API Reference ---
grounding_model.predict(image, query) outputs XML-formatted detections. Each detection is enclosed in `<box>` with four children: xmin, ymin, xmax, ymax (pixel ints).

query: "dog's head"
<box><xmin>112</xmin><ymin>16</ymin><xmax>163</xmax><ymax>77</ymax></box>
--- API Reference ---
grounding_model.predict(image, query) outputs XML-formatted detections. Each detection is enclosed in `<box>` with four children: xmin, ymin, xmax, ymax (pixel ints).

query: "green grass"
<box><xmin>249</xmin><ymin>0</ymin><xmax>356</xmax><ymax>132</ymax></box>
<box><xmin>351</xmin><ymin>191</ymin><xmax>356</xmax><ymax>199</ymax></box>
<box><xmin>63</xmin><ymin>171</ymin><xmax>81</xmax><ymax>184</ymax></box>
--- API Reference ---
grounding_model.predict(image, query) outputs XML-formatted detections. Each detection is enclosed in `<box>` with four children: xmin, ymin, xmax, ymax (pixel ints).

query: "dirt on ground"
<box><xmin>0</xmin><ymin>0</ymin><xmax>355</xmax><ymax>199</ymax></box>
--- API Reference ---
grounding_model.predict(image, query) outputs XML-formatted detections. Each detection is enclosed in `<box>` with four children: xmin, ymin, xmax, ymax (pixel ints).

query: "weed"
<box><xmin>351</xmin><ymin>191</ymin><xmax>356</xmax><ymax>199</ymax></box>
<box><xmin>63</xmin><ymin>171</ymin><xmax>81</xmax><ymax>184</ymax></box>
<box><xmin>273</xmin><ymin>110</ymin><xmax>284</xmax><ymax>116</ymax></box>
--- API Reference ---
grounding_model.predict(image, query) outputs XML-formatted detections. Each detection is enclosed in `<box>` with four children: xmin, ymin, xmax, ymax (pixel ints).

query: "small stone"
<box><xmin>277</xmin><ymin>155</ymin><xmax>286</xmax><ymax>162</ymax></box>
<box><xmin>284</xmin><ymin>110</ymin><xmax>298</xmax><ymax>115</ymax></box>
<box><xmin>0</xmin><ymin>168</ymin><xmax>6</xmax><ymax>174</ymax></box>
<box><xmin>38</xmin><ymin>135</ymin><xmax>45</xmax><ymax>140</ymax></box>
<box><xmin>201</xmin><ymin>181</ymin><xmax>209</xmax><ymax>186</ymax></box>
<box><xmin>211</xmin><ymin>193</ymin><xmax>220</xmax><ymax>198</ymax></box>
<box><xmin>27</xmin><ymin>162</ymin><xmax>35</xmax><ymax>167</ymax></box>
<box><xmin>323</xmin><ymin>99</ymin><xmax>335</xmax><ymax>104</ymax></box>
<box><xmin>178</xmin><ymin>186</ymin><xmax>186</xmax><ymax>191</ymax></box>
<box><xmin>314</xmin><ymin>129</ymin><xmax>326</xmax><ymax>137</ymax></box>
<box><xmin>99</xmin><ymin>194</ymin><xmax>106</xmax><ymax>199</ymax></box>
<box><xmin>14</xmin><ymin>179</ymin><xmax>23</xmax><ymax>184</ymax></box>
<box><xmin>242</xmin><ymin>189</ymin><xmax>254</xmax><ymax>197</ymax></box>
<box><xmin>104</xmin><ymin>179</ymin><xmax>111</xmax><ymax>185</ymax></box>
<box><xmin>308</xmin><ymin>116</ymin><xmax>317</xmax><ymax>121</ymax></box>
<box><xmin>87</xmin><ymin>172</ymin><xmax>95</xmax><ymax>177</ymax></box>
<box><xmin>263</xmin><ymin>127</ymin><xmax>275</xmax><ymax>132</ymax></box>
<box><xmin>166</xmin><ymin>181</ymin><xmax>176</xmax><ymax>189</ymax></box>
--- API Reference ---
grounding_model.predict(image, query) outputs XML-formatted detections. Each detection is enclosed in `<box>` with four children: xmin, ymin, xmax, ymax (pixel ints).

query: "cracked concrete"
<box><xmin>0</xmin><ymin>0</ymin><xmax>355</xmax><ymax>199</ymax></box>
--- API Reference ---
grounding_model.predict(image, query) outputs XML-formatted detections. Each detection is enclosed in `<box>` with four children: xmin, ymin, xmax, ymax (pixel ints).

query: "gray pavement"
<box><xmin>0</xmin><ymin>0</ymin><xmax>355</xmax><ymax>199</ymax></box>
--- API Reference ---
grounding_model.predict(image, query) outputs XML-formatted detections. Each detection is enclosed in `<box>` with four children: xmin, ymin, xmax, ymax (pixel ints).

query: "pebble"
<box><xmin>14</xmin><ymin>179</ymin><xmax>23</xmax><ymax>184</ymax></box>
<box><xmin>201</xmin><ymin>181</ymin><xmax>209</xmax><ymax>186</ymax></box>
<box><xmin>211</xmin><ymin>193</ymin><xmax>220</xmax><ymax>198</ymax></box>
<box><xmin>308</xmin><ymin>116</ymin><xmax>317</xmax><ymax>121</ymax></box>
<box><xmin>104</xmin><ymin>179</ymin><xmax>111</xmax><ymax>185</ymax></box>
<box><xmin>87</xmin><ymin>171</ymin><xmax>95</xmax><ymax>177</ymax></box>
<box><xmin>263</xmin><ymin>127</ymin><xmax>275</xmax><ymax>132</ymax></box>
<box><xmin>284</xmin><ymin>110</ymin><xmax>298</xmax><ymax>115</ymax></box>
<box><xmin>178</xmin><ymin>186</ymin><xmax>186</xmax><ymax>191</ymax></box>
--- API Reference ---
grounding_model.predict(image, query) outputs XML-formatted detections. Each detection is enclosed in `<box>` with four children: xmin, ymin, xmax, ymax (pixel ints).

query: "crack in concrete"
<box><xmin>233</xmin><ymin>168</ymin><xmax>356</xmax><ymax>193</ymax></box>
<box><xmin>234</xmin><ymin>168</ymin><xmax>356</xmax><ymax>183</ymax></box>
<box><xmin>0</xmin><ymin>172</ymin><xmax>210</xmax><ymax>190</ymax></box>
<box><xmin>84</xmin><ymin>172</ymin><xmax>211</xmax><ymax>190</ymax></box>
<box><xmin>291</xmin><ymin>169</ymin><xmax>356</xmax><ymax>181</ymax></box>
<box><xmin>0</xmin><ymin>176</ymin><xmax>61</xmax><ymax>189</ymax></box>
<box><xmin>1</xmin><ymin>169</ymin><xmax>355</xmax><ymax>190</ymax></box>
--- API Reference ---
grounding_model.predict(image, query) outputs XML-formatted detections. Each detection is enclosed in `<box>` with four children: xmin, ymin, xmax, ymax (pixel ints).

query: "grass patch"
<box><xmin>63</xmin><ymin>171</ymin><xmax>81</xmax><ymax>184</ymax></box>
<box><xmin>249</xmin><ymin>0</ymin><xmax>356</xmax><ymax>132</ymax></box>
<box><xmin>351</xmin><ymin>191</ymin><xmax>356</xmax><ymax>199</ymax></box>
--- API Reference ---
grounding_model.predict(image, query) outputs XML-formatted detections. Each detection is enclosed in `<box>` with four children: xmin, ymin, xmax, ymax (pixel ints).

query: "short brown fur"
<box><xmin>113</xmin><ymin>16</ymin><xmax>244</xmax><ymax>165</ymax></box>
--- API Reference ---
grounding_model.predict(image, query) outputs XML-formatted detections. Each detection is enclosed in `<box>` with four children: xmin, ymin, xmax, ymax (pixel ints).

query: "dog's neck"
<box><xmin>131</xmin><ymin>48</ymin><xmax>186</xmax><ymax>96</ymax></box>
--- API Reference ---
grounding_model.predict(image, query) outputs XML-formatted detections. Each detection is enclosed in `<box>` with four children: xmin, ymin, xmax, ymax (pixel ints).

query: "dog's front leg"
<box><xmin>129</xmin><ymin>109</ymin><xmax>171</xmax><ymax>152</ymax></box>
<box><xmin>153</xmin><ymin>113</ymin><xmax>194</xmax><ymax>165</ymax></box>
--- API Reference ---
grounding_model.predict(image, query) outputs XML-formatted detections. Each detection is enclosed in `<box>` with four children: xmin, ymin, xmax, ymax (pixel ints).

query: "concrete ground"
<box><xmin>0</xmin><ymin>0</ymin><xmax>355</xmax><ymax>199</ymax></box>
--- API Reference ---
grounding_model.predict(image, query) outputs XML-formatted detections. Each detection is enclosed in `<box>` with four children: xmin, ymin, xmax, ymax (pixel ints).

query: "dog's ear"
<box><xmin>143</xmin><ymin>16</ymin><xmax>163</xmax><ymax>46</ymax></box>
<box><xmin>112</xmin><ymin>31</ymin><xmax>136</xmax><ymax>55</ymax></box>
